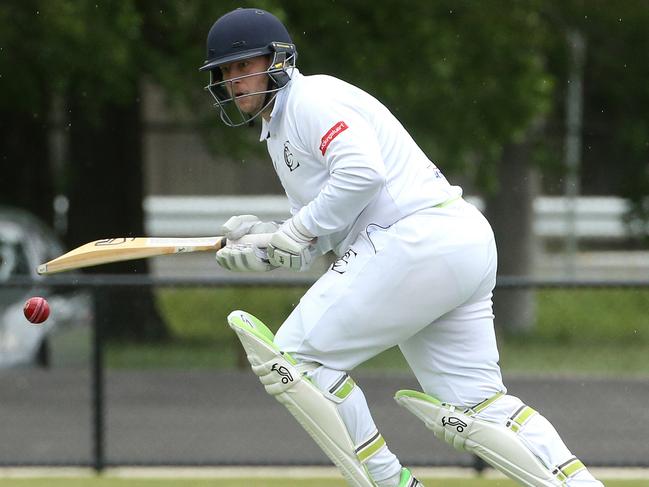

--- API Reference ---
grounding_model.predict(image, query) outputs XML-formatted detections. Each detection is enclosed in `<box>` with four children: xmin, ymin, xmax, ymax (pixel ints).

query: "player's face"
<box><xmin>220</xmin><ymin>56</ymin><xmax>271</xmax><ymax>115</ymax></box>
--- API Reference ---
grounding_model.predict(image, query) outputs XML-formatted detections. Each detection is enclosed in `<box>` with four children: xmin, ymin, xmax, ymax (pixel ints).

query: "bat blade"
<box><xmin>37</xmin><ymin>236</ymin><xmax>227</xmax><ymax>275</ymax></box>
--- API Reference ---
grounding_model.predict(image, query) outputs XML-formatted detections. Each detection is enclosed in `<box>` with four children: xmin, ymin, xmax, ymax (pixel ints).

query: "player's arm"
<box><xmin>296</xmin><ymin>105</ymin><xmax>385</xmax><ymax>236</ymax></box>
<box><xmin>268</xmin><ymin>98</ymin><xmax>385</xmax><ymax>271</ymax></box>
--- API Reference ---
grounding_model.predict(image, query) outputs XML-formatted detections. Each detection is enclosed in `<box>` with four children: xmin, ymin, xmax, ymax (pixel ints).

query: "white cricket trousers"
<box><xmin>275</xmin><ymin>199</ymin><xmax>601</xmax><ymax>486</ymax></box>
<box><xmin>276</xmin><ymin>198</ymin><xmax>504</xmax><ymax>405</ymax></box>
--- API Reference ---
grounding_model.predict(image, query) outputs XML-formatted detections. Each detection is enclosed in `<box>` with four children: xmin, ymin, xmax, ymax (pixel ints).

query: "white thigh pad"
<box><xmin>395</xmin><ymin>390</ymin><xmax>569</xmax><ymax>487</ymax></box>
<box><xmin>227</xmin><ymin>310</ymin><xmax>376</xmax><ymax>487</ymax></box>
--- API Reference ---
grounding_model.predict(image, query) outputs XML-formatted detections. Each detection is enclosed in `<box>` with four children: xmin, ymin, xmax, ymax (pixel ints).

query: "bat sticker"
<box><xmin>94</xmin><ymin>238</ymin><xmax>137</xmax><ymax>246</ymax></box>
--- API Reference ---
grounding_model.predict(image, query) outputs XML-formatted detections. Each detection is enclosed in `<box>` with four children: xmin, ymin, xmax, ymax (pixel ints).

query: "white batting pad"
<box><xmin>395</xmin><ymin>390</ymin><xmax>563</xmax><ymax>487</ymax></box>
<box><xmin>227</xmin><ymin>310</ymin><xmax>376</xmax><ymax>487</ymax></box>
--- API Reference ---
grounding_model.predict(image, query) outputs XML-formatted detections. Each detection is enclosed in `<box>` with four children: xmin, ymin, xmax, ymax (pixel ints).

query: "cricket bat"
<box><xmin>37</xmin><ymin>234</ymin><xmax>272</xmax><ymax>275</ymax></box>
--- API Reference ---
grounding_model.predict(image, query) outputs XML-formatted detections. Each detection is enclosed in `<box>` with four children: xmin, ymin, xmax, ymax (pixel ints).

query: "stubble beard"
<box><xmin>236</xmin><ymin>93</ymin><xmax>266</xmax><ymax>116</ymax></box>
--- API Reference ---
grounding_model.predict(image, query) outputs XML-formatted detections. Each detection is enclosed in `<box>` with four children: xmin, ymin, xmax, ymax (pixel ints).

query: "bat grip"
<box><xmin>218</xmin><ymin>236</ymin><xmax>228</xmax><ymax>250</ymax></box>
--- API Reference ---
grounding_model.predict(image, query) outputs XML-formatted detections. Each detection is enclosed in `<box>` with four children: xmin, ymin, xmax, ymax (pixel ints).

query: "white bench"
<box><xmin>144</xmin><ymin>195</ymin><xmax>635</xmax><ymax>240</ymax></box>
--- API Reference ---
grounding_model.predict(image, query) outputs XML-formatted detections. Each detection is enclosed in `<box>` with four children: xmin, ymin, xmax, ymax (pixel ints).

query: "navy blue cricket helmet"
<box><xmin>200</xmin><ymin>8</ymin><xmax>298</xmax><ymax>127</ymax></box>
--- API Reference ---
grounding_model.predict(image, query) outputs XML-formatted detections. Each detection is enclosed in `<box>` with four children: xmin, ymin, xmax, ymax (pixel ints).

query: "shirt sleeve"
<box><xmin>289</xmin><ymin>94</ymin><xmax>386</xmax><ymax>237</ymax></box>
<box><xmin>287</xmin><ymin>192</ymin><xmax>300</xmax><ymax>217</ymax></box>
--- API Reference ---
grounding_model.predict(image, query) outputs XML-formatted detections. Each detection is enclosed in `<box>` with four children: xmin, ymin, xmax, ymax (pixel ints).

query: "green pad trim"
<box><xmin>553</xmin><ymin>457</ymin><xmax>586</xmax><ymax>481</ymax></box>
<box><xmin>329</xmin><ymin>374</ymin><xmax>356</xmax><ymax>400</ymax></box>
<box><xmin>398</xmin><ymin>467</ymin><xmax>421</xmax><ymax>487</ymax></box>
<box><xmin>355</xmin><ymin>430</ymin><xmax>386</xmax><ymax>463</ymax></box>
<box><xmin>562</xmin><ymin>459</ymin><xmax>586</xmax><ymax>477</ymax></box>
<box><xmin>395</xmin><ymin>389</ymin><xmax>443</xmax><ymax>406</ymax></box>
<box><xmin>228</xmin><ymin>311</ymin><xmax>275</xmax><ymax>345</ymax></box>
<box><xmin>466</xmin><ymin>391</ymin><xmax>505</xmax><ymax>415</ymax></box>
<box><xmin>227</xmin><ymin>310</ymin><xmax>297</xmax><ymax>365</ymax></box>
<box><xmin>507</xmin><ymin>405</ymin><xmax>537</xmax><ymax>433</ymax></box>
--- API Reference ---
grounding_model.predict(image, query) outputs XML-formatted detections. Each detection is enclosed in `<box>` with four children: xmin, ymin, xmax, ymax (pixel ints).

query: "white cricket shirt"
<box><xmin>260</xmin><ymin>68</ymin><xmax>462</xmax><ymax>256</ymax></box>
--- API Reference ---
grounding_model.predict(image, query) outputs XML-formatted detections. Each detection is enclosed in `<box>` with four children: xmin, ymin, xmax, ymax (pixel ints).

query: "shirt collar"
<box><xmin>259</xmin><ymin>67</ymin><xmax>300</xmax><ymax>142</ymax></box>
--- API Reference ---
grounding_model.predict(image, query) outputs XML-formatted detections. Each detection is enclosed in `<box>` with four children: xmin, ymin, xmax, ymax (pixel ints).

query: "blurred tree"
<box><xmin>0</xmin><ymin>0</ymin><xmax>172</xmax><ymax>341</ymax></box>
<box><xmin>0</xmin><ymin>3</ymin><xmax>55</xmax><ymax>223</ymax></box>
<box><xmin>542</xmin><ymin>0</ymin><xmax>649</xmax><ymax>239</ymax></box>
<box><xmin>2</xmin><ymin>0</ymin><xmax>648</xmax><ymax>339</ymax></box>
<box><xmin>281</xmin><ymin>1</ymin><xmax>552</xmax><ymax>184</ymax></box>
<box><xmin>55</xmin><ymin>1</ymin><xmax>172</xmax><ymax>341</ymax></box>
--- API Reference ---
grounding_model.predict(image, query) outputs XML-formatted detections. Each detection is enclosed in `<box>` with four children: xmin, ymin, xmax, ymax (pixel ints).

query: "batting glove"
<box><xmin>267</xmin><ymin>217</ymin><xmax>316</xmax><ymax>272</ymax></box>
<box><xmin>216</xmin><ymin>244</ymin><xmax>275</xmax><ymax>272</ymax></box>
<box><xmin>220</xmin><ymin>214</ymin><xmax>279</xmax><ymax>240</ymax></box>
<box><xmin>215</xmin><ymin>215</ymin><xmax>280</xmax><ymax>272</ymax></box>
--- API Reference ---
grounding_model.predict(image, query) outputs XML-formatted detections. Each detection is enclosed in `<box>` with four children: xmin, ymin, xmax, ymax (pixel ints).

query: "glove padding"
<box><xmin>220</xmin><ymin>214</ymin><xmax>280</xmax><ymax>240</ymax></box>
<box><xmin>215</xmin><ymin>215</ymin><xmax>280</xmax><ymax>272</ymax></box>
<box><xmin>216</xmin><ymin>244</ymin><xmax>275</xmax><ymax>272</ymax></box>
<box><xmin>268</xmin><ymin>218</ymin><xmax>316</xmax><ymax>272</ymax></box>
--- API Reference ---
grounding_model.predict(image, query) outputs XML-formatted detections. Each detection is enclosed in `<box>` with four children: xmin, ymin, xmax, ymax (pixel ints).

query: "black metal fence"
<box><xmin>1</xmin><ymin>275</ymin><xmax>648</xmax><ymax>472</ymax></box>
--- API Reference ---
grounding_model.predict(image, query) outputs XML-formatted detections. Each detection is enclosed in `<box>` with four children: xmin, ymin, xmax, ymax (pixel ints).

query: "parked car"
<box><xmin>0</xmin><ymin>206</ymin><xmax>94</xmax><ymax>368</ymax></box>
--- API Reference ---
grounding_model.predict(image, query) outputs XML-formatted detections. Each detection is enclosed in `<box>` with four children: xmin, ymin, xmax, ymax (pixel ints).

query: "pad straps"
<box><xmin>355</xmin><ymin>429</ymin><xmax>387</xmax><ymax>464</ymax></box>
<box><xmin>506</xmin><ymin>405</ymin><xmax>538</xmax><ymax>433</ymax></box>
<box><xmin>329</xmin><ymin>373</ymin><xmax>356</xmax><ymax>401</ymax></box>
<box><xmin>462</xmin><ymin>391</ymin><xmax>506</xmax><ymax>416</ymax></box>
<box><xmin>553</xmin><ymin>457</ymin><xmax>587</xmax><ymax>484</ymax></box>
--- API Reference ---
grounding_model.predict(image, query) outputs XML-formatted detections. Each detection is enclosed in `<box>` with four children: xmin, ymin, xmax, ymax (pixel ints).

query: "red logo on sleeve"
<box><xmin>319</xmin><ymin>121</ymin><xmax>348</xmax><ymax>156</ymax></box>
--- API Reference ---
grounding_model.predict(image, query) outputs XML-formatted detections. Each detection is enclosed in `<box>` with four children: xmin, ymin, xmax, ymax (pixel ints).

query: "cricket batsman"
<box><xmin>200</xmin><ymin>8</ymin><xmax>604</xmax><ymax>487</ymax></box>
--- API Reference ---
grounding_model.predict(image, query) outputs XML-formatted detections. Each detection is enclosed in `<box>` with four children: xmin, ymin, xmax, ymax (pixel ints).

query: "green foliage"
<box><xmin>498</xmin><ymin>341</ymin><xmax>649</xmax><ymax>376</ymax></box>
<box><xmin>3</xmin><ymin>1</ymin><xmax>648</xmax><ymax>197</ymax></box>
<box><xmin>106</xmin><ymin>286</ymin><xmax>649</xmax><ymax>374</ymax></box>
<box><xmin>154</xmin><ymin>287</ymin><xmax>649</xmax><ymax>345</ymax></box>
<box><xmin>282</xmin><ymin>0</ymin><xmax>554</xmax><ymax>188</ymax></box>
<box><xmin>0</xmin><ymin>1</ymin><xmax>145</xmax><ymax>116</ymax></box>
<box><xmin>156</xmin><ymin>287</ymin><xmax>303</xmax><ymax>339</ymax></box>
<box><xmin>534</xmin><ymin>288</ymin><xmax>649</xmax><ymax>344</ymax></box>
<box><xmin>539</xmin><ymin>1</ymin><xmax>649</xmax><ymax>208</ymax></box>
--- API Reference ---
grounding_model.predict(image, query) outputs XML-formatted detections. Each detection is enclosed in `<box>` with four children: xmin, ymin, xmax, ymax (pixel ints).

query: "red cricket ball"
<box><xmin>23</xmin><ymin>297</ymin><xmax>50</xmax><ymax>324</ymax></box>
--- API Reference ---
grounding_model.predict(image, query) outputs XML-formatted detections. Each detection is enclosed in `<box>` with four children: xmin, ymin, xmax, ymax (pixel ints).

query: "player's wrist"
<box><xmin>285</xmin><ymin>216</ymin><xmax>315</xmax><ymax>244</ymax></box>
<box><xmin>267</xmin><ymin>218</ymin><xmax>316</xmax><ymax>271</ymax></box>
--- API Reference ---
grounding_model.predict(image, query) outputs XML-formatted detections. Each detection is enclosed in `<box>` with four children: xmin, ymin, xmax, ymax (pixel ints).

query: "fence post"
<box><xmin>91</xmin><ymin>307</ymin><xmax>105</xmax><ymax>472</ymax></box>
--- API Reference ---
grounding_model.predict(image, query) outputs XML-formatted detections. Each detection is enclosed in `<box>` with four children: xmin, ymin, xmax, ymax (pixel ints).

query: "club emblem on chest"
<box><xmin>283</xmin><ymin>141</ymin><xmax>300</xmax><ymax>172</ymax></box>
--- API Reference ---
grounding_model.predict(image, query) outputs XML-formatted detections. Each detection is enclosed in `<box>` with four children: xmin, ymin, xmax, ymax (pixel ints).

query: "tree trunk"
<box><xmin>0</xmin><ymin>100</ymin><xmax>54</xmax><ymax>225</ymax></box>
<box><xmin>485</xmin><ymin>138</ymin><xmax>539</xmax><ymax>334</ymax></box>
<box><xmin>66</xmin><ymin>83</ymin><xmax>169</xmax><ymax>342</ymax></box>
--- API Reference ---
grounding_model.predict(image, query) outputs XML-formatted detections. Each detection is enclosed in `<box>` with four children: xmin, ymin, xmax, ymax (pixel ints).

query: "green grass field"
<box><xmin>106</xmin><ymin>287</ymin><xmax>649</xmax><ymax>374</ymax></box>
<box><xmin>4</xmin><ymin>477</ymin><xmax>646</xmax><ymax>487</ymax></box>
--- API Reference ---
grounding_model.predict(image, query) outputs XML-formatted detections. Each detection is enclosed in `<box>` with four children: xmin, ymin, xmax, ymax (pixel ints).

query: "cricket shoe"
<box><xmin>398</xmin><ymin>467</ymin><xmax>423</xmax><ymax>486</ymax></box>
